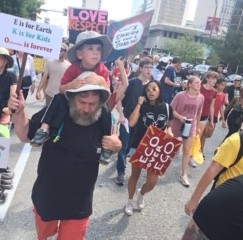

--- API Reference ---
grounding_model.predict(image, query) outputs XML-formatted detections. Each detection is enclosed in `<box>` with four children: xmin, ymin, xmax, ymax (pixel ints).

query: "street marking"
<box><xmin>0</xmin><ymin>143</ymin><xmax>32</xmax><ymax>221</ymax></box>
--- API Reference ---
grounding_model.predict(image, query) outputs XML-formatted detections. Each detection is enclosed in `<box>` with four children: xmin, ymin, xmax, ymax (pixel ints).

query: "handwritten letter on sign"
<box><xmin>129</xmin><ymin>125</ymin><xmax>182</xmax><ymax>176</ymax></box>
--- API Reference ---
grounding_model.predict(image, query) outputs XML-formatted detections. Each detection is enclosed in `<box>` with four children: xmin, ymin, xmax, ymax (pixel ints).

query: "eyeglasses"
<box><xmin>60</xmin><ymin>49</ymin><xmax>67</xmax><ymax>52</ymax></box>
<box><xmin>235</xmin><ymin>79</ymin><xmax>242</xmax><ymax>82</ymax></box>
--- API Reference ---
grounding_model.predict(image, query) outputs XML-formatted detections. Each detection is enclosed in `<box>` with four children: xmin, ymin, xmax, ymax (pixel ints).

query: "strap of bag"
<box><xmin>165</xmin><ymin>103</ymin><xmax>169</xmax><ymax>124</ymax></box>
<box><xmin>212</xmin><ymin>130</ymin><xmax>243</xmax><ymax>189</ymax></box>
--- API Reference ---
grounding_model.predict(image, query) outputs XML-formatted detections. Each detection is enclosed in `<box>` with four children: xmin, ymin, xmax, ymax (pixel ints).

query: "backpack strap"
<box><xmin>212</xmin><ymin>131</ymin><xmax>243</xmax><ymax>189</ymax></box>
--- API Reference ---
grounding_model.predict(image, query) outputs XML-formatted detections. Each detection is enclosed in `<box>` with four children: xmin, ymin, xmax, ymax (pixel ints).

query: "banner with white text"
<box><xmin>68</xmin><ymin>8</ymin><xmax>108</xmax><ymax>44</ymax></box>
<box><xmin>0</xmin><ymin>13</ymin><xmax>63</xmax><ymax>60</ymax></box>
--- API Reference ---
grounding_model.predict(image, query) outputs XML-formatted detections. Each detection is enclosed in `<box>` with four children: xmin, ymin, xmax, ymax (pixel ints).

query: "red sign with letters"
<box><xmin>129</xmin><ymin>125</ymin><xmax>182</xmax><ymax>176</ymax></box>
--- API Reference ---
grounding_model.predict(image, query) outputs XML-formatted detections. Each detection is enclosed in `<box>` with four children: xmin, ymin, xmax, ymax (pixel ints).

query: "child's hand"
<box><xmin>70</xmin><ymin>78</ymin><xmax>86</xmax><ymax>89</ymax></box>
<box><xmin>2</xmin><ymin>107</ymin><xmax>11</xmax><ymax>115</ymax></box>
<box><xmin>222</xmin><ymin>121</ymin><xmax>227</xmax><ymax>128</ymax></box>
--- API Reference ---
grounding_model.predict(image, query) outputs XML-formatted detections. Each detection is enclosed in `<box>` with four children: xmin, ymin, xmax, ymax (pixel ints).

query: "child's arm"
<box><xmin>59</xmin><ymin>76</ymin><xmax>86</xmax><ymax>93</ymax></box>
<box><xmin>115</xmin><ymin>57</ymin><xmax>128</xmax><ymax>102</ymax></box>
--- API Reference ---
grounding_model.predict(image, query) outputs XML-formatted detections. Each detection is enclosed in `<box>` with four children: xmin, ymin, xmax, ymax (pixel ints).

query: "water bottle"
<box><xmin>181</xmin><ymin>119</ymin><xmax>192</xmax><ymax>139</ymax></box>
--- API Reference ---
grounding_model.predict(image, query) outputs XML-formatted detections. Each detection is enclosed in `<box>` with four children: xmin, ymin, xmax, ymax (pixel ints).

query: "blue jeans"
<box><xmin>117</xmin><ymin>124</ymin><xmax>129</xmax><ymax>174</ymax></box>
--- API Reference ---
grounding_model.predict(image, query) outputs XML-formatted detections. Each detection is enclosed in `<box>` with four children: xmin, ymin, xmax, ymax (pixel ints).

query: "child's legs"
<box><xmin>140</xmin><ymin>171</ymin><xmax>158</xmax><ymax>195</ymax></box>
<box><xmin>41</xmin><ymin>94</ymin><xmax>68</xmax><ymax>129</ymax></box>
<box><xmin>127</xmin><ymin>164</ymin><xmax>142</xmax><ymax>199</ymax></box>
<box><xmin>33</xmin><ymin>208</ymin><xmax>58</xmax><ymax>240</ymax></box>
<box><xmin>57</xmin><ymin>217</ymin><xmax>89</xmax><ymax>240</ymax></box>
<box><xmin>181</xmin><ymin>137</ymin><xmax>194</xmax><ymax>176</ymax></box>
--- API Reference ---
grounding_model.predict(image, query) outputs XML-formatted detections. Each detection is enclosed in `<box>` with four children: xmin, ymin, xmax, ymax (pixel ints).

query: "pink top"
<box><xmin>170</xmin><ymin>91</ymin><xmax>204</xmax><ymax>138</ymax></box>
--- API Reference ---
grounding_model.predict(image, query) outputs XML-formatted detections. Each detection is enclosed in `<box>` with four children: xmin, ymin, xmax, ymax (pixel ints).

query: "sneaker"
<box><xmin>136</xmin><ymin>188</ymin><xmax>144</xmax><ymax>210</ymax></box>
<box><xmin>115</xmin><ymin>172</ymin><xmax>125</xmax><ymax>186</ymax></box>
<box><xmin>124</xmin><ymin>200</ymin><xmax>134</xmax><ymax>216</ymax></box>
<box><xmin>0</xmin><ymin>167</ymin><xmax>14</xmax><ymax>180</ymax></box>
<box><xmin>30</xmin><ymin>129</ymin><xmax>49</xmax><ymax>147</ymax></box>
<box><xmin>99</xmin><ymin>150</ymin><xmax>112</xmax><ymax>165</ymax></box>
<box><xmin>179</xmin><ymin>175</ymin><xmax>190</xmax><ymax>187</ymax></box>
<box><xmin>189</xmin><ymin>160</ymin><xmax>197</xmax><ymax>168</ymax></box>
<box><xmin>0</xmin><ymin>178</ymin><xmax>13</xmax><ymax>190</ymax></box>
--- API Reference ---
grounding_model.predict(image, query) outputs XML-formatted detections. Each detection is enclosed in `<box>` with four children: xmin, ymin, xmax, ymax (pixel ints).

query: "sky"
<box><xmin>42</xmin><ymin>0</ymin><xmax>133</xmax><ymax>21</ymax></box>
<box><xmin>40</xmin><ymin>0</ymin><xmax>197</xmax><ymax>36</ymax></box>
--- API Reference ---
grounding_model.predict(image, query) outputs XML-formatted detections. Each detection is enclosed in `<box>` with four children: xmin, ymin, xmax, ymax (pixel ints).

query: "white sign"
<box><xmin>112</xmin><ymin>22</ymin><xmax>144</xmax><ymax>50</ymax></box>
<box><xmin>0</xmin><ymin>13</ymin><xmax>64</xmax><ymax>59</ymax></box>
<box><xmin>0</xmin><ymin>137</ymin><xmax>11</xmax><ymax>169</ymax></box>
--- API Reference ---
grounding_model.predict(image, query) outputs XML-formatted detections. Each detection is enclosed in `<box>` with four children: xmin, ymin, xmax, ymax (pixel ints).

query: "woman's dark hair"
<box><xmin>143</xmin><ymin>80</ymin><xmax>163</xmax><ymax>105</ymax></box>
<box><xmin>214</xmin><ymin>77</ymin><xmax>226</xmax><ymax>88</ymax></box>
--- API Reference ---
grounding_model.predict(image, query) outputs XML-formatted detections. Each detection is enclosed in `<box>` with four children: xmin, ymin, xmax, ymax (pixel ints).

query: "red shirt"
<box><xmin>200</xmin><ymin>85</ymin><xmax>217</xmax><ymax>117</ymax></box>
<box><xmin>61</xmin><ymin>62</ymin><xmax>110</xmax><ymax>86</ymax></box>
<box><xmin>214</xmin><ymin>92</ymin><xmax>225</xmax><ymax>117</ymax></box>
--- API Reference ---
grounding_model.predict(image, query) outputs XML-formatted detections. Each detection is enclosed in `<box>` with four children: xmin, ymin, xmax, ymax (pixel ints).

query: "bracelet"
<box><xmin>137</xmin><ymin>103</ymin><xmax>142</xmax><ymax>106</ymax></box>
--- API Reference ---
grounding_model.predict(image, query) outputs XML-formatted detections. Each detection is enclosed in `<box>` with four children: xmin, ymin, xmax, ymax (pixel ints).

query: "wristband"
<box><xmin>137</xmin><ymin>103</ymin><xmax>142</xmax><ymax>106</ymax></box>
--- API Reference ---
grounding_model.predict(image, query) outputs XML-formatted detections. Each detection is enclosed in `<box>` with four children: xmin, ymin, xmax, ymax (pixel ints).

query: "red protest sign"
<box><xmin>129</xmin><ymin>125</ymin><xmax>182</xmax><ymax>176</ymax></box>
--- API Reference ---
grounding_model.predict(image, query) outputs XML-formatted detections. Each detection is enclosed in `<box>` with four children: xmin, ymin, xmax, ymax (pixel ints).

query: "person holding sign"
<box><xmin>0</xmin><ymin>47</ymin><xmax>17</xmax><ymax>201</ymax></box>
<box><xmin>124</xmin><ymin>80</ymin><xmax>173</xmax><ymax>216</ymax></box>
<box><xmin>170</xmin><ymin>76</ymin><xmax>204</xmax><ymax>187</ymax></box>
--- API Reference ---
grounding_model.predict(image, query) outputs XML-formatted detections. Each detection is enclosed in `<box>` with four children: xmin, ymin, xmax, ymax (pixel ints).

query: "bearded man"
<box><xmin>8</xmin><ymin>72</ymin><xmax>121</xmax><ymax>240</ymax></box>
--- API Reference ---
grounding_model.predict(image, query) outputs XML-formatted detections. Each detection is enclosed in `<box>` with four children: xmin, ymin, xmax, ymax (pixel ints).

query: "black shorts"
<box><xmin>193</xmin><ymin>176</ymin><xmax>243</xmax><ymax>240</ymax></box>
<box><xmin>200</xmin><ymin>116</ymin><xmax>209</xmax><ymax>121</ymax></box>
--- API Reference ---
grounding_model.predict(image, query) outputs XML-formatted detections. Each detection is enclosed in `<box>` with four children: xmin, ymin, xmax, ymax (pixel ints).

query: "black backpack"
<box><xmin>212</xmin><ymin>131</ymin><xmax>243</xmax><ymax>189</ymax></box>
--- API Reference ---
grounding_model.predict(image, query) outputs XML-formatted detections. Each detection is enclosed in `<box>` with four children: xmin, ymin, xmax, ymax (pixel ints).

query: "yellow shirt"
<box><xmin>213</xmin><ymin>132</ymin><xmax>243</xmax><ymax>187</ymax></box>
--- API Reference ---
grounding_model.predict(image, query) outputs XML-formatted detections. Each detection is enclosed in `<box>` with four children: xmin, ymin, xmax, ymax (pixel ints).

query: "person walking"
<box><xmin>115</xmin><ymin>57</ymin><xmax>152</xmax><ymax>186</ymax></box>
<box><xmin>124</xmin><ymin>80</ymin><xmax>173</xmax><ymax>216</ymax></box>
<box><xmin>8</xmin><ymin>72</ymin><xmax>121</xmax><ymax>240</ymax></box>
<box><xmin>170</xmin><ymin>76</ymin><xmax>204</xmax><ymax>187</ymax></box>
<box><xmin>36</xmin><ymin>43</ymin><xmax>71</xmax><ymax>106</ymax></box>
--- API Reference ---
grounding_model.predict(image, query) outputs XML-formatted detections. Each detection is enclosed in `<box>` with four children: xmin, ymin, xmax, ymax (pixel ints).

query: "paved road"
<box><xmin>0</xmin><ymin>91</ymin><xmax>228</xmax><ymax>240</ymax></box>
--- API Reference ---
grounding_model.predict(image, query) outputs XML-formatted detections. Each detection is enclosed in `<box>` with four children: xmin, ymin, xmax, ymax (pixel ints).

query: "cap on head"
<box><xmin>0</xmin><ymin>47</ymin><xmax>14</xmax><ymax>68</ymax></box>
<box><xmin>67</xmin><ymin>31</ymin><xmax>113</xmax><ymax>63</ymax></box>
<box><xmin>64</xmin><ymin>71</ymin><xmax>110</xmax><ymax>104</ymax></box>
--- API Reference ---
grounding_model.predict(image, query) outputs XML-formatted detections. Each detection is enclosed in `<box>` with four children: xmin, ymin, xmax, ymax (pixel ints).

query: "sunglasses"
<box><xmin>60</xmin><ymin>48</ymin><xmax>67</xmax><ymax>52</ymax></box>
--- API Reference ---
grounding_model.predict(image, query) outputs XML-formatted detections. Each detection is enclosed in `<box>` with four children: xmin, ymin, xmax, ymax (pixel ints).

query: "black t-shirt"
<box><xmin>193</xmin><ymin>175</ymin><xmax>243</xmax><ymax>240</ymax></box>
<box><xmin>29</xmin><ymin>106</ymin><xmax>110</xmax><ymax>221</ymax></box>
<box><xmin>0</xmin><ymin>70</ymin><xmax>17</xmax><ymax>112</ymax></box>
<box><xmin>225</xmin><ymin>85</ymin><xmax>241</xmax><ymax>103</ymax></box>
<box><xmin>131</xmin><ymin>102</ymin><xmax>173</xmax><ymax>148</ymax></box>
<box><xmin>122</xmin><ymin>78</ymin><xmax>145</xmax><ymax>118</ymax></box>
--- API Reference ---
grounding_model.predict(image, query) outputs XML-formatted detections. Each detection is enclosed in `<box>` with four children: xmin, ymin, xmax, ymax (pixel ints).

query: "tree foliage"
<box><xmin>205</xmin><ymin>31</ymin><xmax>243</xmax><ymax>72</ymax></box>
<box><xmin>163</xmin><ymin>35</ymin><xmax>205</xmax><ymax>64</ymax></box>
<box><xmin>0</xmin><ymin>0</ymin><xmax>43</xmax><ymax>18</ymax></box>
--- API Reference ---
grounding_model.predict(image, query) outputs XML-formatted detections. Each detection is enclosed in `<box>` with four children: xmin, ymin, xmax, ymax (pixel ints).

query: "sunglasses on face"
<box><xmin>60</xmin><ymin>48</ymin><xmax>67</xmax><ymax>52</ymax></box>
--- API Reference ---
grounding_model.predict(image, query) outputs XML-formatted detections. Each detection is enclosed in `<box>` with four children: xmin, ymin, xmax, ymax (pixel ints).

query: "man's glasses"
<box><xmin>60</xmin><ymin>48</ymin><xmax>67</xmax><ymax>52</ymax></box>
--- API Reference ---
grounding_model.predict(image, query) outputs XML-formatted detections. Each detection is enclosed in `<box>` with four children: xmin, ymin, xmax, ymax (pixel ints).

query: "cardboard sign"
<box><xmin>129</xmin><ymin>125</ymin><xmax>182</xmax><ymax>176</ymax></box>
<box><xmin>0</xmin><ymin>13</ymin><xmax>63</xmax><ymax>59</ymax></box>
<box><xmin>68</xmin><ymin>8</ymin><xmax>108</xmax><ymax>44</ymax></box>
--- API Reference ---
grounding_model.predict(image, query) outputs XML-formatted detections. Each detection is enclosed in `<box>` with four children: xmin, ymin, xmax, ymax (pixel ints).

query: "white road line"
<box><xmin>0</xmin><ymin>143</ymin><xmax>32</xmax><ymax>221</ymax></box>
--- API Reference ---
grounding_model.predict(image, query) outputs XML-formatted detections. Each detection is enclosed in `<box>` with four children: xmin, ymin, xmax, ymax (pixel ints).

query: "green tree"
<box><xmin>163</xmin><ymin>35</ymin><xmax>205</xmax><ymax>64</ymax></box>
<box><xmin>205</xmin><ymin>31</ymin><xmax>243</xmax><ymax>72</ymax></box>
<box><xmin>0</xmin><ymin>0</ymin><xmax>44</xmax><ymax>18</ymax></box>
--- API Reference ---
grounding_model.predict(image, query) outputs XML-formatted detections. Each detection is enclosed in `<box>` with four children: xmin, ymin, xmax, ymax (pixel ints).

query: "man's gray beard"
<box><xmin>69</xmin><ymin>102</ymin><xmax>102</xmax><ymax>126</ymax></box>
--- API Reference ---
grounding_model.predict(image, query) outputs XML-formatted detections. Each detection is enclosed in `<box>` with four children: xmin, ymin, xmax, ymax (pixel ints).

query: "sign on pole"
<box><xmin>129</xmin><ymin>125</ymin><xmax>182</xmax><ymax>176</ymax></box>
<box><xmin>105</xmin><ymin>10</ymin><xmax>154</xmax><ymax>62</ymax></box>
<box><xmin>68</xmin><ymin>8</ymin><xmax>108</xmax><ymax>44</ymax></box>
<box><xmin>0</xmin><ymin>13</ymin><xmax>63</xmax><ymax>59</ymax></box>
